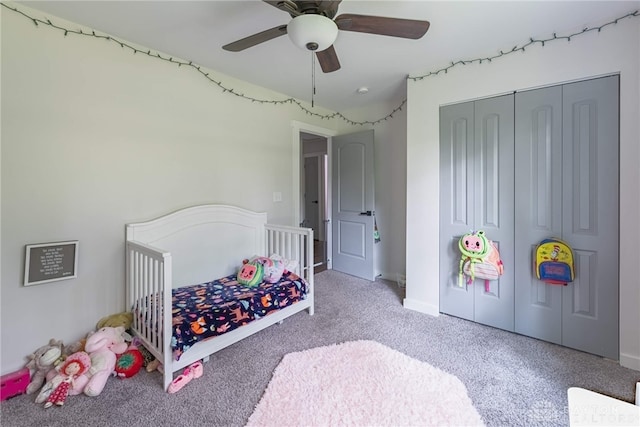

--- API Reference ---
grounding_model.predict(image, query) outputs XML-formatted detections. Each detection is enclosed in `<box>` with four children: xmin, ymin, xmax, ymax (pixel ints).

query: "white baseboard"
<box><xmin>620</xmin><ymin>352</ymin><xmax>640</xmax><ymax>372</ymax></box>
<box><xmin>403</xmin><ymin>298</ymin><xmax>440</xmax><ymax>317</ymax></box>
<box><xmin>377</xmin><ymin>272</ymin><xmax>397</xmax><ymax>281</ymax></box>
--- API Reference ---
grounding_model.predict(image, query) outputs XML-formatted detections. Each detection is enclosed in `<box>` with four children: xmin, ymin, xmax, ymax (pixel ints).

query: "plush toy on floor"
<box><xmin>25</xmin><ymin>339</ymin><xmax>64</xmax><ymax>395</ymax></box>
<box><xmin>114</xmin><ymin>342</ymin><xmax>144</xmax><ymax>379</ymax></box>
<box><xmin>83</xmin><ymin>326</ymin><xmax>128</xmax><ymax>397</ymax></box>
<box><xmin>40</xmin><ymin>352</ymin><xmax>91</xmax><ymax>408</ymax></box>
<box><xmin>129</xmin><ymin>336</ymin><xmax>155</xmax><ymax>370</ymax></box>
<box><xmin>95</xmin><ymin>312</ymin><xmax>133</xmax><ymax>331</ymax></box>
<box><xmin>63</xmin><ymin>333</ymin><xmax>89</xmax><ymax>356</ymax></box>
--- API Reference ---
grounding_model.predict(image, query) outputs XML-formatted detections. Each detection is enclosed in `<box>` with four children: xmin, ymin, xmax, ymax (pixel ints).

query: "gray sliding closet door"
<box><xmin>440</xmin><ymin>94</ymin><xmax>515</xmax><ymax>331</ymax></box>
<box><xmin>440</xmin><ymin>100</ymin><xmax>474</xmax><ymax>322</ymax></box>
<box><xmin>514</xmin><ymin>85</ymin><xmax>564</xmax><ymax>344</ymax></box>
<box><xmin>561</xmin><ymin>77</ymin><xmax>619</xmax><ymax>360</ymax></box>
<box><xmin>514</xmin><ymin>76</ymin><xmax>619</xmax><ymax>360</ymax></box>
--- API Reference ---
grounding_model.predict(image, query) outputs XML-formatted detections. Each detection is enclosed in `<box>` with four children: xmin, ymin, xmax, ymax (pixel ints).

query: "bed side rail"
<box><xmin>125</xmin><ymin>240</ymin><xmax>173</xmax><ymax>378</ymax></box>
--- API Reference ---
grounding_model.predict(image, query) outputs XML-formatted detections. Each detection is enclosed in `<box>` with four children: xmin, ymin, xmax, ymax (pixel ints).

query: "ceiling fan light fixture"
<box><xmin>287</xmin><ymin>14</ymin><xmax>338</xmax><ymax>52</ymax></box>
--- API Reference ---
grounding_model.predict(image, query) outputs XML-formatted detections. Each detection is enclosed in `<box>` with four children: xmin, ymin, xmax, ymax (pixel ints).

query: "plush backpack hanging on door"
<box><xmin>534</xmin><ymin>238</ymin><xmax>575</xmax><ymax>285</ymax></box>
<box><xmin>458</xmin><ymin>230</ymin><xmax>504</xmax><ymax>291</ymax></box>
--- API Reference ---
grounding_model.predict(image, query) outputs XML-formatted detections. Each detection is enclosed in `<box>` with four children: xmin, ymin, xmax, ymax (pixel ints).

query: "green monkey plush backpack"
<box><xmin>458</xmin><ymin>230</ymin><xmax>504</xmax><ymax>291</ymax></box>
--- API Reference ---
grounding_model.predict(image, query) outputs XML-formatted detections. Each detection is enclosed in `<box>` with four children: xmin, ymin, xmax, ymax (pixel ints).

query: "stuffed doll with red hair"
<box><xmin>38</xmin><ymin>351</ymin><xmax>91</xmax><ymax>408</ymax></box>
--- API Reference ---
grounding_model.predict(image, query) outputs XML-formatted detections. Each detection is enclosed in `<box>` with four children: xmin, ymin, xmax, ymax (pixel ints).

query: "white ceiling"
<box><xmin>18</xmin><ymin>1</ymin><xmax>640</xmax><ymax>111</ymax></box>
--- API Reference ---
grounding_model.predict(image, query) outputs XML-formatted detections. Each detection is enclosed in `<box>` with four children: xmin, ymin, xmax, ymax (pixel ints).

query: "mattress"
<box><xmin>170</xmin><ymin>271</ymin><xmax>308</xmax><ymax>360</ymax></box>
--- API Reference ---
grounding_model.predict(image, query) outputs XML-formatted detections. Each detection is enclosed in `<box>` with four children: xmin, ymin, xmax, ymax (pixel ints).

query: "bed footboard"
<box><xmin>265</xmin><ymin>224</ymin><xmax>314</xmax><ymax>315</ymax></box>
<box><xmin>125</xmin><ymin>240</ymin><xmax>174</xmax><ymax>391</ymax></box>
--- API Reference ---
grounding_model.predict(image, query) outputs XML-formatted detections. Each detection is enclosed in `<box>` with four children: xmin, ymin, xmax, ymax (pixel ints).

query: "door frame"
<box><xmin>303</xmin><ymin>152</ymin><xmax>326</xmax><ymax>241</ymax></box>
<box><xmin>291</xmin><ymin>121</ymin><xmax>336</xmax><ymax>270</ymax></box>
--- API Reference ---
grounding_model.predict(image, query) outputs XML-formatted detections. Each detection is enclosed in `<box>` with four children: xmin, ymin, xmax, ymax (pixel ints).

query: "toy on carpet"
<box><xmin>114</xmin><ymin>342</ymin><xmax>144</xmax><ymax>379</ymax></box>
<box><xmin>41</xmin><ymin>351</ymin><xmax>91</xmax><ymax>408</ymax></box>
<box><xmin>63</xmin><ymin>334</ymin><xmax>88</xmax><ymax>356</ymax></box>
<box><xmin>146</xmin><ymin>359</ymin><xmax>162</xmax><ymax>373</ymax></box>
<box><xmin>0</xmin><ymin>368</ymin><xmax>30</xmax><ymax>401</ymax></box>
<box><xmin>83</xmin><ymin>326</ymin><xmax>128</xmax><ymax>397</ymax></box>
<box><xmin>167</xmin><ymin>360</ymin><xmax>203</xmax><ymax>394</ymax></box>
<box><xmin>96</xmin><ymin>312</ymin><xmax>133</xmax><ymax>330</ymax></box>
<box><xmin>131</xmin><ymin>337</ymin><xmax>155</xmax><ymax>366</ymax></box>
<box><xmin>128</xmin><ymin>336</ymin><xmax>163</xmax><ymax>373</ymax></box>
<box><xmin>34</xmin><ymin>332</ymin><xmax>93</xmax><ymax>403</ymax></box>
<box><xmin>24</xmin><ymin>339</ymin><xmax>64</xmax><ymax>395</ymax></box>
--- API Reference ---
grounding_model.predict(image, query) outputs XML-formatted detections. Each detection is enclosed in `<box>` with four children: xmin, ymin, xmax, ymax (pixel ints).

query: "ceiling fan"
<box><xmin>222</xmin><ymin>0</ymin><xmax>430</xmax><ymax>73</ymax></box>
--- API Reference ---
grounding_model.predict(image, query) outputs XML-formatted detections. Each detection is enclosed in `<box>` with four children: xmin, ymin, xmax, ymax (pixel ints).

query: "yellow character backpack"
<box><xmin>534</xmin><ymin>238</ymin><xmax>575</xmax><ymax>285</ymax></box>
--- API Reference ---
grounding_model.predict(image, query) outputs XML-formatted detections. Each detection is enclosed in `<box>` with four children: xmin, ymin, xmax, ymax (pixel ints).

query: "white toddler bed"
<box><xmin>125</xmin><ymin>204</ymin><xmax>314</xmax><ymax>392</ymax></box>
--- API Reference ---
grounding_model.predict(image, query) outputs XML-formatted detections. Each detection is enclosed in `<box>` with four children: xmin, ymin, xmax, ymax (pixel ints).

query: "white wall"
<box><xmin>1</xmin><ymin>5</ymin><xmax>362</xmax><ymax>373</ymax></box>
<box><xmin>406</xmin><ymin>16</ymin><xmax>640</xmax><ymax>369</ymax></box>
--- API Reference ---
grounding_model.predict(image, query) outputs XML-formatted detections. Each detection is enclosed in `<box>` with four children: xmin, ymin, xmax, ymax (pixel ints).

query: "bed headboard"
<box><xmin>126</xmin><ymin>205</ymin><xmax>267</xmax><ymax>288</ymax></box>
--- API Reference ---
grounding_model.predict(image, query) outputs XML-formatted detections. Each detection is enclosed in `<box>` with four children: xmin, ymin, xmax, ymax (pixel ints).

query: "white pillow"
<box><xmin>269</xmin><ymin>253</ymin><xmax>299</xmax><ymax>273</ymax></box>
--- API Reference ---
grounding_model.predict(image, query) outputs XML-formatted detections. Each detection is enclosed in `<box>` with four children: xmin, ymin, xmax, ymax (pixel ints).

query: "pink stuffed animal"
<box><xmin>83</xmin><ymin>326</ymin><xmax>128</xmax><ymax>397</ymax></box>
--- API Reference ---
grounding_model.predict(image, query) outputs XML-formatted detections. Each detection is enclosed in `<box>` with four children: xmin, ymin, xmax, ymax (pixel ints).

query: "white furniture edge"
<box><xmin>568</xmin><ymin>386</ymin><xmax>640</xmax><ymax>426</ymax></box>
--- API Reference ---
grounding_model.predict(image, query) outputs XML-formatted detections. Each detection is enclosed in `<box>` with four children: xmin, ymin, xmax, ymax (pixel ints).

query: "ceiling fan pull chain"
<box><xmin>311</xmin><ymin>52</ymin><xmax>316</xmax><ymax>108</ymax></box>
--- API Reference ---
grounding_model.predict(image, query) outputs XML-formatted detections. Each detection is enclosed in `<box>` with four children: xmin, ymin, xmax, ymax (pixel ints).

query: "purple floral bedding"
<box><xmin>170</xmin><ymin>271</ymin><xmax>308</xmax><ymax>360</ymax></box>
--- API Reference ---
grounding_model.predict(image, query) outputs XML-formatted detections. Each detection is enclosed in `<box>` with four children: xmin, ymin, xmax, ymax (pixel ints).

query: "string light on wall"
<box><xmin>408</xmin><ymin>10</ymin><xmax>639</xmax><ymax>81</ymax></box>
<box><xmin>0</xmin><ymin>3</ymin><xmax>389</xmax><ymax>125</ymax></box>
<box><xmin>2</xmin><ymin>3</ymin><xmax>638</xmax><ymax>126</ymax></box>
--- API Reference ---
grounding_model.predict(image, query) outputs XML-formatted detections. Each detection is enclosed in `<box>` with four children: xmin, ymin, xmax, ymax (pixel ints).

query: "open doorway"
<box><xmin>301</xmin><ymin>132</ymin><xmax>328</xmax><ymax>274</ymax></box>
<box><xmin>293</xmin><ymin>123</ymin><xmax>376</xmax><ymax>280</ymax></box>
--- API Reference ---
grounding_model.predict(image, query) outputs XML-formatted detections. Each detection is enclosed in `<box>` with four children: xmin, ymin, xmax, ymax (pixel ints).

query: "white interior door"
<box><xmin>331</xmin><ymin>130</ymin><xmax>375</xmax><ymax>280</ymax></box>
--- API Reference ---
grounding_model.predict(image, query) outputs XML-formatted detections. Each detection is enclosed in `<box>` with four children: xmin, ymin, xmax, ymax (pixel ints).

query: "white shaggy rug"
<box><xmin>246</xmin><ymin>340</ymin><xmax>485</xmax><ymax>426</ymax></box>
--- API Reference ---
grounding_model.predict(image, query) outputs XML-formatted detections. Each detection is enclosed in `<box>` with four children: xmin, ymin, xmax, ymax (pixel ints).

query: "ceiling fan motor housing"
<box><xmin>287</xmin><ymin>14</ymin><xmax>338</xmax><ymax>51</ymax></box>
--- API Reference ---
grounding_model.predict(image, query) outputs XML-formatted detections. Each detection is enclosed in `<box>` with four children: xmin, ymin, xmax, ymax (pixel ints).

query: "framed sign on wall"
<box><xmin>24</xmin><ymin>241</ymin><xmax>78</xmax><ymax>286</ymax></box>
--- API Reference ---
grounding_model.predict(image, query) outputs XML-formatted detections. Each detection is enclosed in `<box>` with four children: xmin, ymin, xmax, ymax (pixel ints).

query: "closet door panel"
<box><xmin>514</xmin><ymin>86</ymin><xmax>563</xmax><ymax>343</ymax></box>
<box><xmin>439</xmin><ymin>102</ymin><xmax>475</xmax><ymax>320</ymax></box>
<box><xmin>472</xmin><ymin>94</ymin><xmax>515</xmax><ymax>331</ymax></box>
<box><xmin>561</xmin><ymin>76</ymin><xmax>619</xmax><ymax>360</ymax></box>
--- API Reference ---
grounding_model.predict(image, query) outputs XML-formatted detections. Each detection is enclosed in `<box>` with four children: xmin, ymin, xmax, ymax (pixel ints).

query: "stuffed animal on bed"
<box><xmin>238</xmin><ymin>260</ymin><xmax>264</xmax><ymax>287</ymax></box>
<box><xmin>83</xmin><ymin>326</ymin><xmax>129</xmax><ymax>397</ymax></box>
<box><xmin>241</xmin><ymin>256</ymin><xmax>285</xmax><ymax>285</ymax></box>
<box><xmin>249</xmin><ymin>256</ymin><xmax>285</xmax><ymax>283</ymax></box>
<box><xmin>25</xmin><ymin>339</ymin><xmax>64</xmax><ymax>395</ymax></box>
